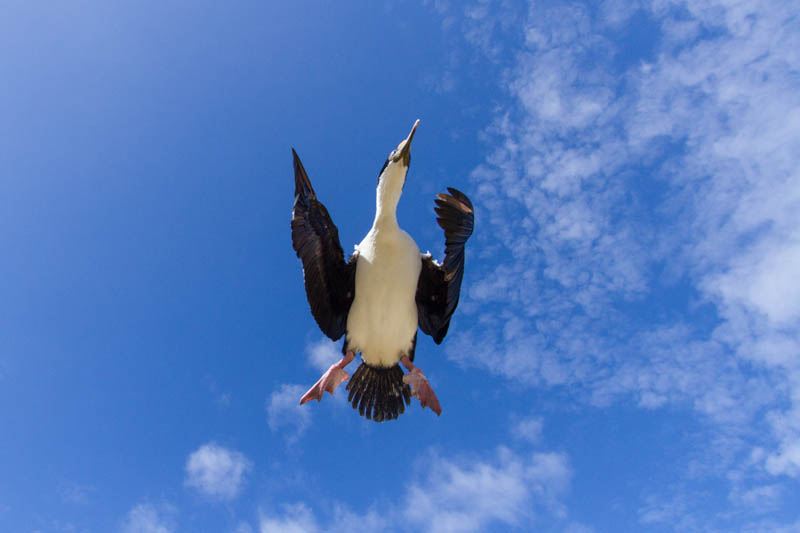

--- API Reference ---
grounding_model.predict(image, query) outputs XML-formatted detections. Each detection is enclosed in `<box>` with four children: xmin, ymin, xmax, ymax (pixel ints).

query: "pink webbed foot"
<box><xmin>300</xmin><ymin>351</ymin><xmax>355</xmax><ymax>404</ymax></box>
<box><xmin>401</xmin><ymin>356</ymin><xmax>442</xmax><ymax>416</ymax></box>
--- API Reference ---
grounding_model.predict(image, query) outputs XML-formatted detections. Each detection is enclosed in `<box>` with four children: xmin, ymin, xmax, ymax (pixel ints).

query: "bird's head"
<box><xmin>377</xmin><ymin>119</ymin><xmax>419</xmax><ymax>190</ymax></box>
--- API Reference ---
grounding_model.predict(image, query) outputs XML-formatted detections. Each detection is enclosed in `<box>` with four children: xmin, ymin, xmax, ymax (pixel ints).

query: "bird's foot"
<box><xmin>401</xmin><ymin>356</ymin><xmax>442</xmax><ymax>416</ymax></box>
<box><xmin>300</xmin><ymin>351</ymin><xmax>355</xmax><ymax>404</ymax></box>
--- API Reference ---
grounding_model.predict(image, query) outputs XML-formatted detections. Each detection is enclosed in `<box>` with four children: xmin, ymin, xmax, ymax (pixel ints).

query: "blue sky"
<box><xmin>1</xmin><ymin>0</ymin><xmax>799</xmax><ymax>531</ymax></box>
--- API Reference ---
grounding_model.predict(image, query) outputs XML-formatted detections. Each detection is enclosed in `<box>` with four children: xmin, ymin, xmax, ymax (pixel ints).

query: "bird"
<box><xmin>291</xmin><ymin>120</ymin><xmax>474</xmax><ymax>422</ymax></box>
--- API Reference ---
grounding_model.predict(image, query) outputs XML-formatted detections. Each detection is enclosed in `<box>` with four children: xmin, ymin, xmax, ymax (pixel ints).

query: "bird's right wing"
<box><xmin>291</xmin><ymin>149</ymin><xmax>357</xmax><ymax>341</ymax></box>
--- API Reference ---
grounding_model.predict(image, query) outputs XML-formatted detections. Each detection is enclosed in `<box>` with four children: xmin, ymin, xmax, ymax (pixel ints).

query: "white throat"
<box><xmin>373</xmin><ymin>163</ymin><xmax>407</xmax><ymax>229</ymax></box>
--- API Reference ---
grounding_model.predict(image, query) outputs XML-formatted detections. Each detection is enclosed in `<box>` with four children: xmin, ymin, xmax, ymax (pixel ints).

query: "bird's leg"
<box><xmin>400</xmin><ymin>355</ymin><xmax>442</xmax><ymax>416</ymax></box>
<box><xmin>300</xmin><ymin>351</ymin><xmax>355</xmax><ymax>404</ymax></box>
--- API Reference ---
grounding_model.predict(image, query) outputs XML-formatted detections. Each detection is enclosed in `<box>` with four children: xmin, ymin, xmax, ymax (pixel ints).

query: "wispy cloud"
<box><xmin>404</xmin><ymin>447</ymin><xmax>571</xmax><ymax>533</ymax></box>
<box><xmin>253</xmin><ymin>418</ymin><xmax>577</xmax><ymax>533</ymax></box>
<box><xmin>208</xmin><ymin>379</ymin><xmax>232</xmax><ymax>408</ymax></box>
<box><xmin>742</xmin><ymin>518</ymin><xmax>800</xmax><ymax>533</ymax></box>
<box><xmin>234</xmin><ymin>522</ymin><xmax>255</xmax><ymax>533</ymax></box>
<box><xmin>120</xmin><ymin>503</ymin><xmax>175</xmax><ymax>533</ymax></box>
<box><xmin>450</xmin><ymin>0</ymin><xmax>798</xmax><ymax>455</ymax></box>
<box><xmin>259</xmin><ymin>503</ymin><xmax>318</xmax><ymax>533</ymax></box>
<box><xmin>257</xmin><ymin>502</ymin><xmax>386</xmax><ymax>533</ymax></box>
<box><xmin>431</xmin><ymin>0</ymin><xmax>800</xmax><ymax>525</ymax></box>
<box><xmin>264</xmin><ymin>339</ymin><xmax>347</xmax><ymax>443</ymax></box>
<box><xmin>511</xmin><ymin>415</ymin><xmax>543</xmax><ymax>444</ymax></box>
<box><xmin>253</xmin><ymin>448</ymin><xmax>572</xmax><ymax>533</ymax></box>
<box><xmin>59</xmin><ymin>483</ymin><xmax>94</xmax><ymax>505</ymax></box>
<box><xmin>306</xmin><ymin>337</ymin><xmax>342</xmax><ymax>373</ymax></box>
<box><xmin>730</xmin><ymin>482</ymin><xmax>783</xmax><ymax>513</ymax></box>
<box><xmin>184</xmin><ymin>443</ymin><xmax>252</xmax><ymax>501</ymax></box>
<box><xmin>266</xmin><ymin>384</ymin><xmax>312</xmax><ymax>442</ymax></box>
<box><xmin>638</xmin><ymin>492</ymin><xmax>695</xmax><ymax>529</ymax></box>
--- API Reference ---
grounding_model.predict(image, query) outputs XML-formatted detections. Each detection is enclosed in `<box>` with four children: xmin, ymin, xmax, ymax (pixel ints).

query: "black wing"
<box><xmin>291</xmin><ymin>149</ymin><xmax>357</xmax><ymax>341</ymax></box>
<box><xmin>416</xmin><ymin>187</ymin><xmax>474</xmax><ymax>344</ymax></box>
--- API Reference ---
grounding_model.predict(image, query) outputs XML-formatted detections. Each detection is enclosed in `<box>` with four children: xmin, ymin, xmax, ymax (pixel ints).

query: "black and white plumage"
<box><xmin>291</xmin><ymin>120</ymin><xmax>474</xmax><ymax>422</ymax></box>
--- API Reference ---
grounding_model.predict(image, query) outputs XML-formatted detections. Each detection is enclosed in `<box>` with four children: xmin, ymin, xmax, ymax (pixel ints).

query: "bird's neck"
<box><xmin>373</xmin><ymin>167</ymin><xmax>404</xmax><ymax>230</ymax></box>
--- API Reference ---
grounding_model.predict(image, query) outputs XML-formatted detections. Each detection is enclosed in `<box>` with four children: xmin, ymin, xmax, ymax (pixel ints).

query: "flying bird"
<box><xmin>291</xmin><ymin>120</ymin><xmax>474</xmax><ymax>422</ymax></box>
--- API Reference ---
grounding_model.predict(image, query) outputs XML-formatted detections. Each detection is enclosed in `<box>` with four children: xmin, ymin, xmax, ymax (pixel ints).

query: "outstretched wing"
<box><xmin>291</xmin><ymin>149</ymin><xmax>357</xmax><ymax>341</ymax></box>
<box><xmin>416</xmin><ymin>187</ymin><xmax>474</xmax><ymax>344</ymax></box>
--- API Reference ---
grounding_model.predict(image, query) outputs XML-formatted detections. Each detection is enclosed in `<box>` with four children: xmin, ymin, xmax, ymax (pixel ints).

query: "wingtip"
<box><xmin>292</xmin><ymin>148</ymin><xmax>316</xmax><ymax>199</ymax></box>
<box><xmin>446</xmin><ymin>187</ymin><xmax>474</xmax><ymax>210</ymax></box>
<box><xmin>435</xmin><ymin>189</ymin><xmax>474</xmax><ymax>218</ymax></box>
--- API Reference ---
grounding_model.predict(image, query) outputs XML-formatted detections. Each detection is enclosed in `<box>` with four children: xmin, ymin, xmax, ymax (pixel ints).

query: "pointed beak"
<box><xmin>395</xmin><ymin>119</ymin><xmax>419</xmax><ymax>163</ymax></box>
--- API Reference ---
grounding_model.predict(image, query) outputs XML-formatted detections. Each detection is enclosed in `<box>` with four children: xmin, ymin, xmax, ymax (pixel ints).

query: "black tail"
<box><xmin>346</xmin><ymin>362</ymin><xmax>411</xmax><ymax>422</ymax></box>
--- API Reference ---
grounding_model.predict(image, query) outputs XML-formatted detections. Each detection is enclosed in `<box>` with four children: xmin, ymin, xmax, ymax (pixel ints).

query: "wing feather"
<box><xmin>416</xmin><ymin>187</ymin><xmax>474</xmax><ymax>344</ymax></box>
<box><xmin>291</xmin><ymin>149</ymin><xmax>356</xmax><ymax>340</ymax></box>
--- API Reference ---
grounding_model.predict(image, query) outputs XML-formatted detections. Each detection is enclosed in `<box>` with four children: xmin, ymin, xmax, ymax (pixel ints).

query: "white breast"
<box><xmin>346</xmin><ymin>226</ymin><xmax>422</xmax><ymax>367</ymax></box>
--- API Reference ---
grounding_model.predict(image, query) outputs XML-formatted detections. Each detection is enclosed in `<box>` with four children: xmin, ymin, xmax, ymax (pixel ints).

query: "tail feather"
<box><xmin>346</xmin><ymin>362</ymin><xmax>411</xmax><ymax>422</ymax></box>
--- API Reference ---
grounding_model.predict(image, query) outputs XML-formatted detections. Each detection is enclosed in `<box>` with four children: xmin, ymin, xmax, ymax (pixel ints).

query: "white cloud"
<box><xmin>266</xmin><ymin>384</ymin><xmax>312</xmax><ymax>442</ymax></box>
<box><xmin>184</xmin><ymin>442</ymin><xmax>252</xmax><ymax>501</ymax></box>
<box><xmin>120</xmin><ymin>503</ymin><xmax>174</xmax><ymax>533</ymax></box>
<box><xmin>404</xmin><ymin>448</ymin><xmax>571</xmax><ymax>533</ymax></box>
<box><xmin>306</xmin><ymin>337</ymin><xmax>342</xmax><ymax>372</ymax></box>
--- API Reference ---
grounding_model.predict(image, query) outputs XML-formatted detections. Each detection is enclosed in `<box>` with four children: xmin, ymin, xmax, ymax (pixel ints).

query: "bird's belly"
<box><xmin>347</xmin><ymin>238</ymin><xmax>420</xmax><ymax>367</ymax></box>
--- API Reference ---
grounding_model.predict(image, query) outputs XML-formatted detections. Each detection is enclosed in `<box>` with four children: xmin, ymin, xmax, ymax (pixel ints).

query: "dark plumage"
<box><xmin>416</xmin><ymin>188</ymin><xmax>475</xmax><ymax>347</ymax></box>
<box><xmin>290</xmin><ymin>149</ymin><xmax>357</xmax><ymax>341</ymax></box>
<box><xmin>346</xmin><ymin>363</ymin><xmax>411</xmax><ymax>422</ymax></box>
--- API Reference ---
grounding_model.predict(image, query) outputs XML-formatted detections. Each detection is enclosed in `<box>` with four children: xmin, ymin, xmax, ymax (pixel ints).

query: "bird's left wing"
<box><xmin>291</xmin><ymin>149</ymin><xmax>357</xmax><ymax>341</ymax></box>
<box><xmin>416</xmin><ymin>187</ymin><xmax>474</xmax><ymax>344</ymax></box>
